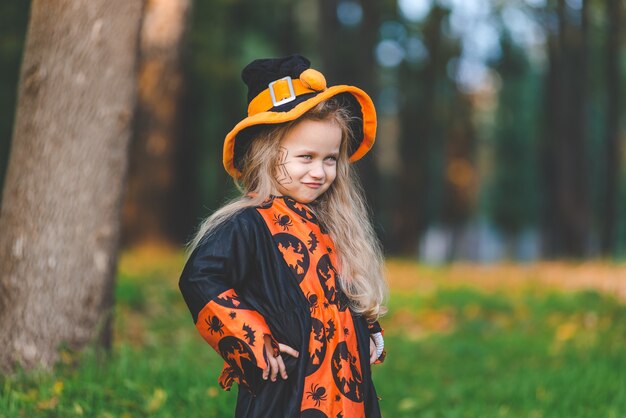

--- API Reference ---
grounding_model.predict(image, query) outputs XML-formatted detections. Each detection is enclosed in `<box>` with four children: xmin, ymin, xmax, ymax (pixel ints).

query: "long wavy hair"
<box><xmin>188</xmin><ymin>98</ymin><xmax>387</xmax><ymax>321</ymax></box>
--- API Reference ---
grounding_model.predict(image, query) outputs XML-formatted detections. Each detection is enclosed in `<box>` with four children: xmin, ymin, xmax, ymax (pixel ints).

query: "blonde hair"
<box><xmin>188</xmin><ymin>98</ymin><xmax>388</xmax><ymax>321</ymax></box>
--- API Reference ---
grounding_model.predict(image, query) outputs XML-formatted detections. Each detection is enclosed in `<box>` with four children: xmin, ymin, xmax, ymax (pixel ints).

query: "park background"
<box><xmin>1</xmin><ymin>0</ymin><xmax>625</xmax><ymax>417</ymax></box>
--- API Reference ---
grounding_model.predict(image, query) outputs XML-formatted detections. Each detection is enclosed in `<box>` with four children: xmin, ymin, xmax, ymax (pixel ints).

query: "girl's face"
<box><xmin>273</xmin><ymin>118</ymin><xmax>342</xmax><ymax>203</ymax></box>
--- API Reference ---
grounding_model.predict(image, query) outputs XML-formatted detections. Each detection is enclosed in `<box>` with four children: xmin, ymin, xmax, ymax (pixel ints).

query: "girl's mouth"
<box><xmin>303</xmin><ymin>182</ymin><xmax>322</xmax><ymax>189</ymax></box>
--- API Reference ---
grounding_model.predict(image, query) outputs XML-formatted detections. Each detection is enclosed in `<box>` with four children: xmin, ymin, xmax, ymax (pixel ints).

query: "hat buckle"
<box><xmin>268</xmin><ymin>77</ymin><xmax>296</xmax><ymax>107</ymax></box>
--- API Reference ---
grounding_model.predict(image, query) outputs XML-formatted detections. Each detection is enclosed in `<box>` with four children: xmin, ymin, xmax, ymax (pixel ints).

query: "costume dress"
<box><xmin>179</xmin><ymin>196</ymin><xmax>385</xmax><ymax>418</ymax></box>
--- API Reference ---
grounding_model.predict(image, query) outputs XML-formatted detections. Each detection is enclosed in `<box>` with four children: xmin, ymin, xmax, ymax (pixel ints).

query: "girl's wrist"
<box><xmin>371</xmin><ymin>332</ymin><xmax>384</xmax><ymax>358</ymax></box>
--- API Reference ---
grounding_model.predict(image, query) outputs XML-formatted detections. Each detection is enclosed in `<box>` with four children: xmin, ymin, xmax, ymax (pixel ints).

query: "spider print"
<box><xmin>205</xmin><ymin>315</ymin><xmax>224</xmax><ymax>336</ymax></box>
<box><xmin>228</xmin><ymin>311</ymin><xmax>236</xmax><ymax>319</ymax></box>
<box><xmin>276</xmin><ymin>147</ymin><xmax>293</xmax><ymax>185</ymax></box>
<box><xmin>273</xmin><ymin>214</ymin><xmax>293</xmax><ymax>231</ymax></box>
<box><xmin>306</xmin><ymin>383</ymin><xmax>327</xmax><ymax>407</ymax></box>
<box><xmin>343</xmin><ymin>327</ymin><xmax>349</xmax><ymax>336</ymax></box>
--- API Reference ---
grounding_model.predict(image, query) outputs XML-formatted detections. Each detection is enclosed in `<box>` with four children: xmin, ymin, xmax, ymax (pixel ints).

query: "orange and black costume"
<box><xmin>179</xmin><ymin>196</ymin><xmax>384</xmax><ymax>417</ymax></box>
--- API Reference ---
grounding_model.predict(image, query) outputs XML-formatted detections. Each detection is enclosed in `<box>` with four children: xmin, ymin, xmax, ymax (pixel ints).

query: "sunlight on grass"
<box><xmin>1</xmin><ymin>248</ymin><xmax>625</xmax><ymax>417</ymax></box>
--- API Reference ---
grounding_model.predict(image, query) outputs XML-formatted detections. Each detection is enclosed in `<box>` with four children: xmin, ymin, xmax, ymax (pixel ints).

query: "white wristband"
<box><xmin>371</xmin><ymin>332</ymin><xmax>384</xmax><ymax>358</ymax></box>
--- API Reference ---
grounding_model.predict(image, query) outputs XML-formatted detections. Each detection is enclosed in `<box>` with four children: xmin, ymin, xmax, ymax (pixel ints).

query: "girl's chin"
<box><xmin>273</xmin><ymin>182</ymin><xmax>333</xmax><ymax>204</ymax></box>
<box><xmin>286</xmin><ymin>193</ymin><xmax>321</xmax><ymax>204</ymax></box>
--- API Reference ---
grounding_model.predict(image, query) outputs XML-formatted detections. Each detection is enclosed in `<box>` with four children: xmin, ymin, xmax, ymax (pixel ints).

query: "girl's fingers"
<box><xmin>268</xmin><ymin>353</ymin><xmax>279</xmax><ymax>381</ymax></box>
<box><xmin>263</xmin><ymin>343</ymin><xmax>277</xmax><ymax>381</ymax></box>
<box><xmin>278</xmin><ymin>343</ymin><xmax>299</xmax><ymax>358</ymax></box>
<box><xmin>263</xmin><ymin>335</ymin><xmax>278</xmax><ymax>357</ymax></box>
<box><xmin>276</xmin><ymin>355</ymin><xmax>288</xmax><ymax>380</ymax></box>
<box><xmin>262</xmin><ymin>340</ymin><xmax>298</xmax><ymax>382</ymax></box>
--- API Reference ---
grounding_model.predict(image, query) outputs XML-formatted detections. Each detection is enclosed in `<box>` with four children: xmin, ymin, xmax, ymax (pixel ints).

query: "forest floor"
<box><xmin>1</xmin><ymin>245</ymin><xmax>624</xmax><ymax>418</ymax></box>
<box><xmin>387</xmin><ymin>258</ymin><xmax>626</xmax><ymax>299</ymax></box>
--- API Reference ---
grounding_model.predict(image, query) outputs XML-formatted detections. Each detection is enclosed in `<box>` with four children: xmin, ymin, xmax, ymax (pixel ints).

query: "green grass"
<box><xmin>376</xmin><ymin>287</ymin><xmax>626</xmax><ymax>417</ymax></box>
<box><xmin>1</xmin><ymin>251</ymin><xmax>626</xmax><ymax>417</ymax></box>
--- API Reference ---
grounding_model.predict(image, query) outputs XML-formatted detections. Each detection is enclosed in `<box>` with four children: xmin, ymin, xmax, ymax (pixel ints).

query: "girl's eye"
<box><xmin>325</xmin><ymin>156</ymin><xmax>337</xmax><ymax>163</ymax></box>
<box><xmin>299</xmin><ymin>155</ymin><xmax>312</xmax><ymax>160</ymax></box>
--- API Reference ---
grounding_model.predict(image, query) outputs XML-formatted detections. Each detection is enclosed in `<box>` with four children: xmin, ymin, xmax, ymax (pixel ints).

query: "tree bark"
<box><xmin>0</xmin><ymin>0</ymin><xmax>143</xmax><ymax>371</ymax></box>
<box><xmin>122</xmin><ymin>0</ymin><xmax>192</xmax><ymax>247</ymax></box>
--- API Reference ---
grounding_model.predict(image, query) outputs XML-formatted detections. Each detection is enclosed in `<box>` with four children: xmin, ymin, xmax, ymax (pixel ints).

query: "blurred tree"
<box><xmin>0</xmin><ymin>0</ymin><xmax>143</xmax><ymax>371</ymax></box>
<box><xmin>122</xmin><ymin>0</ymin><xmax>194</xmax><ymax>247</ymax></box>
<box><xmin>542</xmin><ymin>0</ymin><xmax>591</xmax><ymax>257</ymax></box>
<box><xmin>318</xmin><ymin>0</ymin><xmax>381</xmax><ymax>222</ymax></box>
<box><xmin>441</xmin><ymin>93</ymin><xmax>478</xmax><ymax>260</ymax></box>
<box><xmin>182</xmin><ymin>0</ymin><xmax>305</xmax><ymax>243</ymax></box>
<box><xmin>392</xmin><ymin>5</ymin><xmax>461</xmax><ymax>256</ymax></box>
<box><xmin>0</xmin><ymin>1</ymin><xmax>30</xmax><ymax>206</ymax></box>
<box><xmin>489</xmin><ymin>33</ymin><xmax>540</xmax><ymax>252</ymax></box>
<box><xmin>601</xmin><ymin>0</ymin><xmax>622</xmax><ymax>255</ymax></box>
<box><xmin>179</xmin><ymin>1</ymin><xmax>242</xmax><ymax>240</ymax></box>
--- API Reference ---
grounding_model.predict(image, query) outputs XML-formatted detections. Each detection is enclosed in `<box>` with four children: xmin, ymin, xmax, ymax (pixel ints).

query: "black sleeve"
<box><xmin>178</xmin><ymin>210</ymin><xmax>279</xmax><ymax>393</ymax></box>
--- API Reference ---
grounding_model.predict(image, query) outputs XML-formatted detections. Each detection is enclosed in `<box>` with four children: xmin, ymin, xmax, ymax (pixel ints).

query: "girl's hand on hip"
<box><xmin>263</xmin><ymin>335</ymin><xmax>299</xmax><ymax>381</ymax></box>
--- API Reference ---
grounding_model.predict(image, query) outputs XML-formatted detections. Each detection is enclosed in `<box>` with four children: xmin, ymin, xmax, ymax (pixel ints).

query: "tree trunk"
<box><xmin>542</xmin><ymin>32</ymin><xmax>560</xmax><ymax>257</ymax></box>
<box><xmin>0</xmin><ymin>0</ymin><xmax>143</xmax><ymax>371</ymax></box>
<box><xmin>565</xmin><ymin>0</ymin><xmax>590</xmax><ymax>256</ymax></box>
<box><xmin>353</xmin><ymin>0</ymin><xmax>381</xmax><ymax>225</ymax></box>
<box><xmin>544</xmin><ymin>0</ymin><xmax>590</xmax><ymax>257</ymax></box>
<box><xmin>318</xmin><ymin>0</ymin><xmax>340</xmax><ymax>79</ymax></box>
<box><xmin>601</xmin><ymin>0</ymin><xmax>621</xmax><ymax>255</ymax></box>
<box><xmin>318</xmin><ymin>0</ymin><xmax>381</xmax><ymax>224</ymax></box>
<box><xmin>122</xmin><ymin>0</ymin><xmax>192</xmax><ymax>247</ymax></box>
<box><xmin>393</xmin><ymin>6</ymin><xmax>446</xmax><ymax>255</ymax></box>
<box><xmin>0</xmin><ymin>2</ymin><xmax>31</xmax><ymax>205</ymax></box>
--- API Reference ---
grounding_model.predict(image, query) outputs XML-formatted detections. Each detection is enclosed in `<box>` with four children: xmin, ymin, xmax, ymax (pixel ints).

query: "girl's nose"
<box><xmin>309</xmin><ymin>163</ymin><xmax>325</xmax><ymax>180</ymax></box>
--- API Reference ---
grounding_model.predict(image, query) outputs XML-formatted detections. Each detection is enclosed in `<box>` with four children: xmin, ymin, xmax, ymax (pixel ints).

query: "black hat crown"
<box><xmin>242</xmin><ymin>54</ymin><xmax>311</xmax><ymax>104</ymax></box>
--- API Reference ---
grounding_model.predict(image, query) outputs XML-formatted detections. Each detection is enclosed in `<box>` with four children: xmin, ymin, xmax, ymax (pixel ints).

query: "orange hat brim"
<box><xmin>223</xmin><ymin>85</ymin><xmax>377</xmax><ymax>178</ymax></box>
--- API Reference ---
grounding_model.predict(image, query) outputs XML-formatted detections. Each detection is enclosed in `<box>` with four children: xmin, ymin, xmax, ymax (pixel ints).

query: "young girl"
<box><xmin>179</xmin><ymin>54</ymin><xmax>388</xmax><ymax>418</ymax></box>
